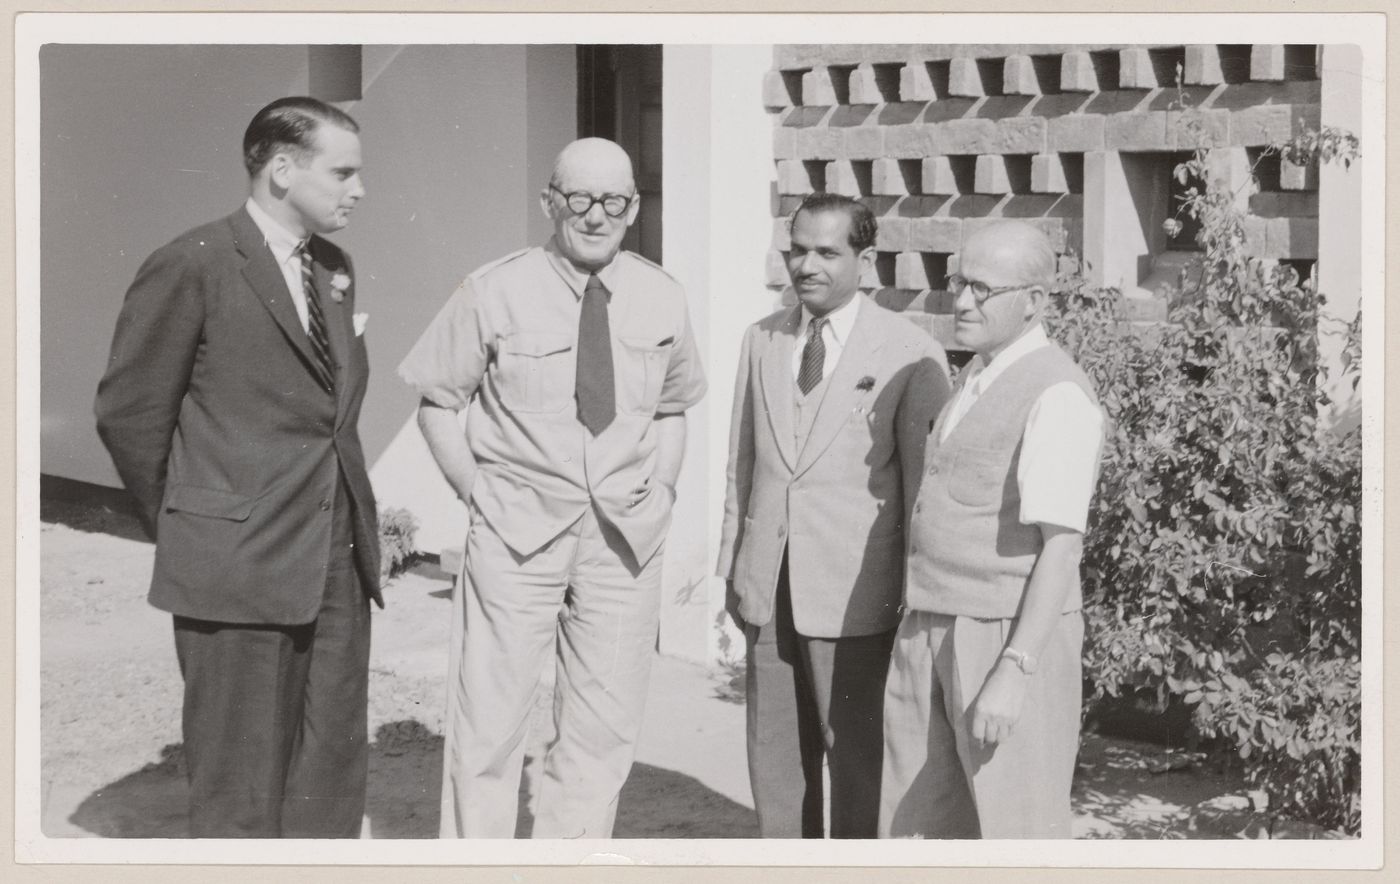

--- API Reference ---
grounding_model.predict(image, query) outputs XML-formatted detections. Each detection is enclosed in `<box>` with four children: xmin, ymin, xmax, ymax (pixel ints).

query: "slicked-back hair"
<box><xmin>242</xmin><ymin>97</ymin><xmax>360</xmax><ymax>177</ymax></box>
<box><xmin>791</xmin><ymin>192</ymin><xmax>878</xmax><ymax>253</ymax></box>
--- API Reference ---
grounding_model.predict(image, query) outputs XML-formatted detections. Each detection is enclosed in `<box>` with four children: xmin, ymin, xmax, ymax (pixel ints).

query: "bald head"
<box><xmin>551</xmin><ymin>137</ymin><xmax>634</xmax><ymax>191</ymax></box>
<box><xmin>961</xmin><ymin>221</ymin><xmax>1056</xmax><ymax>290</ymax></box>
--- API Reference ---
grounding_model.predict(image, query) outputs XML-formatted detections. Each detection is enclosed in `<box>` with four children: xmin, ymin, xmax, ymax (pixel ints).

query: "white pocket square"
<box><xmin>353</xmin><ymin>313</ymin><xmax>368</xmax><ymax>337</ymax></box>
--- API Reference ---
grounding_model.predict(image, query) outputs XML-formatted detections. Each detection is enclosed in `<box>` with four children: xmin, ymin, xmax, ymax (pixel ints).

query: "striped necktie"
<box><xmin>296</xmin><ymin>243</ymin><xmax>336</xmax><ymax>392</ymax></box>
<box><xmin>797</xmin><ymin>316</ymin><xmax>827</xmax><ymax>395</ymax></box>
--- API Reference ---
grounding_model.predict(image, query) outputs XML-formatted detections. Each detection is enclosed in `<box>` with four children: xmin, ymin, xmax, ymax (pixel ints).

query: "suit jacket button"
<box><xmin>927</xmin><ymin>465</ymin><xmax>938</xmax><ymax>475</ymax></box>
<box><xmin>319</xmin><ymin>499</ymin><xmax>331</xmax><ymax>511</ymax></box>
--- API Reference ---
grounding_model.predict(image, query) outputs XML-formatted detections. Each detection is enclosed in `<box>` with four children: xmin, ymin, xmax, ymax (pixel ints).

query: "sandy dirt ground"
<box><xmin>34</xmin><ymin>507</ymin><xmax>1339</xmax><ymax>842</ymax></box>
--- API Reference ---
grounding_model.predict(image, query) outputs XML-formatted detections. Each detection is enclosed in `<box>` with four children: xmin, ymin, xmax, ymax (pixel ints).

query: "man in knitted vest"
<box><xmin>880</xmin><ymin>221</ymin><xmax>1104</xmax><ymax>839</ymax></box>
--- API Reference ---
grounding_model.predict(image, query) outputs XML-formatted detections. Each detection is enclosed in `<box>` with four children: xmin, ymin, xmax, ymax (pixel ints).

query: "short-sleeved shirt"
<box><xmin>938</xmin><ymin>324</ymin><xmax>1102</xmax><ymax>532</ymax></box>
<box><xmin>398</xmin><ymin>238</ymin><xmax>707</xmax><ymax>562</ymax></box>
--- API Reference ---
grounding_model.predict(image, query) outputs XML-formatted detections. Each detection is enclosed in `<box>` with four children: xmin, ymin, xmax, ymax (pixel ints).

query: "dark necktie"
<box><xmin>797</xmin><ymin>316</ymin><xmax>827</xmax><ymax>395</ymax></box>
<box><xmin>576</xmin><ymin>272</ymin><xmax>615</xmax><ymax>435</ymax></box>
<box><xmin>297</xmin><ymin>243</ymin><xmax>336</xmax><ymax>392</ymax></box>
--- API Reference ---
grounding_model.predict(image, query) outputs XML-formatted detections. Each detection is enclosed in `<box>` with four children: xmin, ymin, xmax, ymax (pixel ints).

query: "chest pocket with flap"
<box><xmin>494</xmin><ymin>331</ymin><xmax>575</xmax><ymax>413</ymax></box>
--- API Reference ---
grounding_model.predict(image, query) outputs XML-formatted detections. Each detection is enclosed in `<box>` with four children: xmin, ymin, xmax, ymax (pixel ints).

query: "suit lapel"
<box><xmin>231</xmin><ymin>208</ymin><xmax>321</xmax><ymax>378</ymax></box>
<box><xmin>759</xmin><ymin>307</ymin><xmax>801</xmax><ymax>473</ymax></box>
<box><xmin>794</xmin><ymin>296</ymin><xmax>885</xmax><ymax>478</ymax></box>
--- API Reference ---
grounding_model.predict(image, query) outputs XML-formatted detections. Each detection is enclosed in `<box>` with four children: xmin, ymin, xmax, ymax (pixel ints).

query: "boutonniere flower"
<box><xmin>329</xmin><ymin>272</ymin><xmax>352</xmax><ymax>303</ymax></box>
<box><xmin>353</xmin><ymin>313</ymin><xmax>369</xmax><ymax>337</ymax></box>
<box><xmin>856</xmin><ymin>375</ymin><xmax>876</xmax><ymax>392</ymax></box>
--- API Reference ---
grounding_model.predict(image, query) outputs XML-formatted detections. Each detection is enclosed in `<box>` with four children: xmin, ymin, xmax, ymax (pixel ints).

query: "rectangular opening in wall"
<box><xmin>1217</xmin><ymin>45</ymin><xmax>1253</xmax><ymax>84</ymax></box>
<box><xmin>802</xmin><ymin>160</ymin><xmax>827</xmax><ymax>193</ymax></box>
<box><xmin>948</xmin><ymin>155</ymin><xmax>977</xmax><ymax>194</ymax></box>
<box><xmin>1279</xmin><ymin>258</ymin><xmax>1316</xmax><ymax>287</ymax></box>
<box><xmin>874</xmin><ymin>251</ymin><xmax>898</xmax><ymax>288</ymax></box>
<box><xmin>851</xmin><ymin>160</ymin><xmax>874</xmax><ymax>196</ymax></box>
<box><xmin>1089</xmin><ymin>50</ymin><xmax>1120</xmax><ymax>91</ymax></box>
<box><xmin>1284</xmin><ymin>45</ymin><xmax>1319</xmax><ymax>80</ymax></box>
<box><xmin>1148</xmin><ymin>47</ymin><xmax>1186</xmax><ymax>89</ymax></box>
<box><xmin>922</xmin><ymin>253</ymin><xmax>951</xmax><ymax>293</ymax></box>
<box><xmin>1168</xmin><ymin>150</ymin><xmax>1204</xmax><ymax>251</ymax></box>
<box><xmin>1030</xmin><ymin>54</ymin><xmax>1063</xmax><ymax>94</ymax></box>
<box><xmin>975</xmin><ymin>58</ymin><xmax>1005</xmax><ymax>96</ymax></box>
<box><xmin>1059</xmin><ymin>152</ymin><xmax>1085</xmax><ymax>194</ymax></box>
<box><xmin>872</xmin><ymin>63</ymin><xmax>903</xmax><ymax>103</ymax></box>
<box><xmin>829</xmin><ymin>65</ymin><xmax>856</xmax><ymax>105</ymax></box>
<box><xmin>781</xmin><ymin>69</ymin><xmax>807</xmax><ymax>106</ymax></box>
<box><xmin>898</xmin><ymin>159</ymin><xmax>923</xmax><ymax>195</ymax></box>
<box><xmin>1004</xmin><ymin>155</ymin><xmax>1033</xmax><ymax>194</ymax></box>
<box><xmin>1247</xmin><ymin>147</ymin><xmax>1283</xmax><ymax>191</ymax></box>
<box><xmin>924</xmin><ymin>60</ymin><xmax>952</xmax><ymax>100</ymax></box>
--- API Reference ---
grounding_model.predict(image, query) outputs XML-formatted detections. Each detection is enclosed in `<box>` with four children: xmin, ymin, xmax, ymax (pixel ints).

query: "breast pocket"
<box><xmin>495</xmin><ymin>332</ymin><xmax>574</xmax><ymax>413</ymax></box>
<box><xmin>616</xmin><ymin>337</ymin><xmax>668</xmax><ymax>416</ymax></box>
<box><xmin>946</xmin><ymin>446</ymin><xmax>1006</xmax><ymax>508</ymax></box>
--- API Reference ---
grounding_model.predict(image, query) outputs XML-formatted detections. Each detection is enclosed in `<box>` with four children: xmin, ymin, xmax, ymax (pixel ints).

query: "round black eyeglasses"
<box><xmin>550</xmin><ymin>184</ymin><xmax>635</xmax><ymax>218</ymax></box>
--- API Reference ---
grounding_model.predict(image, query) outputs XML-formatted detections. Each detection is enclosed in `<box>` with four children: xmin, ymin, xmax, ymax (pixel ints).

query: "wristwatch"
<box><xmin>1000</xmin><ymin>646</ymin><xmax>1038</xmax><ymax>675</ymax></box>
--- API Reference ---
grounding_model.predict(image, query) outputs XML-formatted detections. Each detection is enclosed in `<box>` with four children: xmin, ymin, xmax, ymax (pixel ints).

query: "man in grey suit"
<box><xmin>717</xmin><ymin>192</ymin><xmax>951</xmax><ymax>838</ymax></box>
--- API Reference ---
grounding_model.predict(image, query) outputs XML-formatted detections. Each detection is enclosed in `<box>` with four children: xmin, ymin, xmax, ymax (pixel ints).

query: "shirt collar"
<box><xmin>798</xmin><ymin>291</ymin><xmax>861</xmax><ymax>346</ymax></box>
<box><xmin>244</xmin><ymin>196</ymin><xmax>305</xmax><ymax>262</ymax></box>
<box><xmin>967</xmin><ymin>323</ymin><xmax>1049</xmax><ymax>393</ymax></box>
<box><xmin>544</xmin><ymin>236</ymin><xmax>623</xmax><ymax>300</ymax></box>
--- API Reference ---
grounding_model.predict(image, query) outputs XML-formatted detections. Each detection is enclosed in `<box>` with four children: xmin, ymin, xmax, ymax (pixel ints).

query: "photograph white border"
<box><xmin>11</xmin><ymin>9</ymin><xmax>1387</xmax><ymax>871</ymax></box>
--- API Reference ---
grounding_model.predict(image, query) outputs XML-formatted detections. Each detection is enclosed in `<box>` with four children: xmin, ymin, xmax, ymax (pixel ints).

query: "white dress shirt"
<box><xmin>940</xmin><ymin>324</ymin><xmax>1103</xmax><ymax>533</ymax></box>
<box><xmin>791</xmin><ymin>291</ymin><xmax>862</xmax><ymax>384</ymax></box>
<box><xmin>245</xmin><ymin>197</ymin><xmax>311</xmax><ymax>334</ymax></box>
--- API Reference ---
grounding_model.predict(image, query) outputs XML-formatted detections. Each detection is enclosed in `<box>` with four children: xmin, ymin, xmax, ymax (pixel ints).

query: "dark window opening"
<box><xmin>1284</xmin><ymin>45</ymin><xmax>1319</xmax><ymax>80</ymax></box>
<box><xmin>1030</xmin><ymin>54</ymin><xmax>1063</xmax><ymax>94</ymax></box>
<box><xmin>872</xmin><ymin>63</ymin><xmax>904</xmax><ymax>103</ymax></box>
<box><xmin>1217</xmin><ymin>45</ymin><xmax>1253</xmax><ymax>84</ymax></box>
<box><xmin>975</xmin><ymin>58</ymin><xmax>1005</xmax><ymax>96</ymax></box>
<box><xmin>1149</xmin><ymin>47</ymin><xmax>1186</xmax><ymax>89</ymax></box>
<box><xmin>874</xmin><ymin>252</ymin><xmax>898</xmax><ymax>288</ymax></box>
<box><xmin>1060</xmin><ymin>153</ymin><xmax>1085</xmax><ymax>195</ymax></box>
<box><xmin>1168</xmin><ymin>151</ymin><xmax>1205</xmax><ymax>251</ymax></box>
<box><xmin>829</xmin><ymin>65</ymin><xmax>856</xmax><ymax>105</ymax></box>
<box><xmin>1089</xmin><ymin>50</ymin><xmax>1121</xmax><ymax>91</ymax></box>
<box><xmin>1248</xmin><ymin>147</ymin><xmax>1283</xmax><ymax>192</ymax></box>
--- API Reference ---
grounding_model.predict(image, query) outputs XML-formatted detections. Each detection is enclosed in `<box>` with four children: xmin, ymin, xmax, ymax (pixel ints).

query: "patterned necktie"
<box><xmin>797</xmin><ymin>316</ymin><xmax>827</xmax><ymax>395</ymax></box>
<box><xmin>296</xmin><ymin>243</ymin><xmax>335</xmax><ymax>392</ymax></box>
<box><xmin>576</xmin><ymin>273</ymin><xmax>615</xmax><ymax>435</ymax></box>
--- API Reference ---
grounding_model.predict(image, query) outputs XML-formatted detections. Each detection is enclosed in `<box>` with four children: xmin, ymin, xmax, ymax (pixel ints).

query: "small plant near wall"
<box><xmin>1046</xmin><ymin>120</ymin><xmax>1363</xmax><ymax>834</ymax></box>
<box><xmin>378</xmin><ymin>506</ymin><xmax>421</xmax><ymax>584</ymax></box>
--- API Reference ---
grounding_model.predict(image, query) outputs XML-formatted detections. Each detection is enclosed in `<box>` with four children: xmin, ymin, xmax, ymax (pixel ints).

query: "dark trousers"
<box><xmin>745</xmin><ymin>555</ymin><xmax>896</xmax><ymax>838</ymax></box>
<box><xmin>172</xmin><ymin>482</ymin><xmax>370</xmax><ymax>838</ymax></box>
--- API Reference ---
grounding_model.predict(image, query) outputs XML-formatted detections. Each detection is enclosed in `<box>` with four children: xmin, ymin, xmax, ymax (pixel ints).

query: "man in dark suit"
<box><xmin>94</xmin><ymin>96</ymin><xmax>380</xmax><ymax>838</ymax></box>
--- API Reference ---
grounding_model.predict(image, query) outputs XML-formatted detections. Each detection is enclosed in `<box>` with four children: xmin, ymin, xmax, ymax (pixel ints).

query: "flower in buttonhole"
<box><xmin>329</xmin><ymin>272</ymin><xmax>352</xmax><ymax>302</ymax></box>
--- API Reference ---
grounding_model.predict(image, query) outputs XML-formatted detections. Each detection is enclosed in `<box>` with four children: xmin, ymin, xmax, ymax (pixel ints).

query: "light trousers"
<box><xmin>879</xmin><ymin>610</ymin><xmax>1084</xmax><ymax>839</ymax></box>
<box><xmin>439</xmin><ymin>504</ymin><xmax>664</xmax><ymax>839</ymax></box>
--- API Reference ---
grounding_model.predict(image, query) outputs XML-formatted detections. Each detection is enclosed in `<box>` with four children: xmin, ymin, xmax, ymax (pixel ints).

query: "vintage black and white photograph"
<box><xmin>13</xmin><ymin>10</ymin><xmax>1384</xmax><ymax>870</ymax></box>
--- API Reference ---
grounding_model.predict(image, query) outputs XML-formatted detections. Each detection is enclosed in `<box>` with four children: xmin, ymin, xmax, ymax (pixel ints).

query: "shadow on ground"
<box><xmin>1071</xmin><ymin>734</ymin><xmax>1225</xmax><ymax>840</ymax></box>
<box><xmin>63</xmin><ymin>719</ymin><xmax>755</xmax><ymax>839</ymax></box>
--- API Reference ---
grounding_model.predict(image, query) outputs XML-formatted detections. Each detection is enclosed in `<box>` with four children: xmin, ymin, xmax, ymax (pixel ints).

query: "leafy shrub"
<box><xmin>378</xmin><ymin>506</ymin><xmax>420</xmax><ymax>583</ymax></box>
<box><xmin>1045</xmin><ymin>123</ymin><xmax>1363</xmax><ymax>833</ymax></box>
